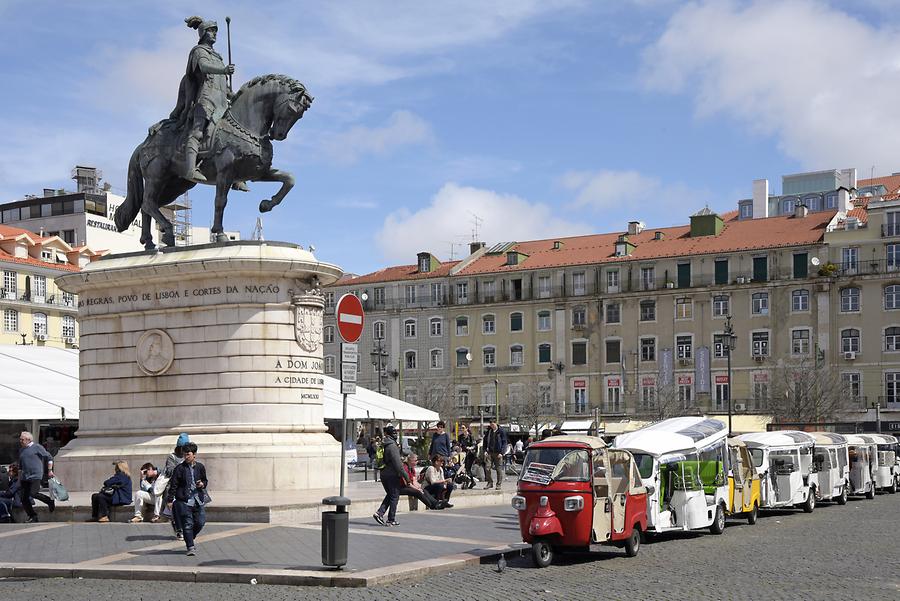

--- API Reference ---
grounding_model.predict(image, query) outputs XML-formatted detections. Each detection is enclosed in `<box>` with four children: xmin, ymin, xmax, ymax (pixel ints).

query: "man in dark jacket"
<box><xmin>428</xmin><ymin>421</ymin><xmax>451</xmax><ymax>461</ymax></box>
<box><xmin>482</xmin><ymin>419</ymin><xmax>508</xmax><ymax>490</ymax></box>
<box><xmin>165</xmin><ymin>442</ymin><xmax>208</xmax><ymax>556</ymax></box>
<box><xmin>17</xmin><ymin>431</ymin><xmax>54</xmax><ymax>522</ymax></box>
<box><xmin>373</xmin><ymin>424</ymin><xmax>408</xmax><ymax>526</ymax></box>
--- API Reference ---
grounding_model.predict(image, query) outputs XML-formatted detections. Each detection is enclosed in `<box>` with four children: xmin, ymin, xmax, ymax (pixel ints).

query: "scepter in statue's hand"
<box><xmin>225</xmin><ymin>16</ymin><xmax>233</xmax><ymax>94</ymax></box>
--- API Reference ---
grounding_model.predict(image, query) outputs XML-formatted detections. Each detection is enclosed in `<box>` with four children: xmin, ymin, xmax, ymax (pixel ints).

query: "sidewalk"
<box><xmin>0</xmin><ymin>504</ymin><xmax>525</xmax><ymax>587</ymax></box>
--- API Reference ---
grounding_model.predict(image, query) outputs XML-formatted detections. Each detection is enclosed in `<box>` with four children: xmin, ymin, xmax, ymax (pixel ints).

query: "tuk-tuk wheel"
<box><xmin>866</xmin><ymin>485</ymin><xmax>875</xmax><ymax>500</ymax></box>
<box><xmin>531</xmin><ymin>540</ymin><xmax>554</xmax><ymax>568</ymax></box>
<box><xmin>624</xmin><ymin>527</ymin><xmax>641</xmax><ymax>557</ymax></box>
<box><xmin>747</xmin><ymin>503</ymin><xmax>759</xmax><ymax>525</ymax></box>
<box><xmin>802</xmin><ymin>488</ymin><xmax>816</xmax><ymax>513</ymax></box>
<box><xmin>709</xmin><ymin>504</ymin><xmax>726</xmax><ymax>535</ymax></box>
<box><xmin>836</xmin><ymin>485</ymin><xmax>849</xmax><ymax>505</ymax></box>
<box><xmin>889</xmin><ymin>480</ymin><xmax>897</xmax><ymax>494</ymax></box>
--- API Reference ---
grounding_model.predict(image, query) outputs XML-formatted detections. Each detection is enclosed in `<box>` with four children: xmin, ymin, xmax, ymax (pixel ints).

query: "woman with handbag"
<box><xmin>89</xmin><ymin>460</ymin><xmax>132</xmax><ymax>522</ymax></box>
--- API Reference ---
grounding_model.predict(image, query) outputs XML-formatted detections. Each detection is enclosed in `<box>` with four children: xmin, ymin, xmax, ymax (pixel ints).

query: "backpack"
<box><xmin>375</xmin><ymin>444</ymin><xmax>385</xmax><ymax>470</ymax></box>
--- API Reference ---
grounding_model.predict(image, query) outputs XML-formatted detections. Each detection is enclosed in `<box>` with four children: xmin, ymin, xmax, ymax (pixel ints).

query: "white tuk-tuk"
<box><xmin>844</xmin><ymin>434</ymin><xmax>878</xmax><ymax>499</ymax></box>
<box><xmin>870</xmin><ymin>434</ymin><xmax>899</xmax><ymax>494</ymax></box>
<box><xmin>737</xmin><ymin>431</ymin><xmax>817</xmax><ymax>512</ymax></box>
<box><xmin>613</xmin><ymin>417</ymin><xmax>730</xmax><ymax>535</ymax></box>
<box><xmin>810</xmin><ymin>432</ymin><xmax>850</xmax><ymax>505</ymax></box>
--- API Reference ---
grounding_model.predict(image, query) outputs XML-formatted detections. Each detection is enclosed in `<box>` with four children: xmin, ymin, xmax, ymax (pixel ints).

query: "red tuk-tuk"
<box><xmin>512</xmin><ymin>435</ymin><xmax>648</xmax><ymax>567</ymax></box>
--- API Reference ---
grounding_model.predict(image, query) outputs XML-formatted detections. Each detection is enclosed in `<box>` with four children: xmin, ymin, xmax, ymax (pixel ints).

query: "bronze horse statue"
<box><xmin>114</xmin><ymin>74</ymin><xmax>313</xmax><ymax>249</ymax></box>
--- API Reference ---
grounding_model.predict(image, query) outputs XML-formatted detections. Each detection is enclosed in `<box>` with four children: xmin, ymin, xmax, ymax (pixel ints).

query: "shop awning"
<box><xmin>558</xmin><ymin>419</ymin><xmax>596</xmax><ymax>434</ymax></box>
<box><xmin>321</xmin><ymin>376</ymin><xmax>439</xmax><ymax>422</ymax></box>
<box><xmin>0</xmin><ymin>345</ymin><xmax>79</xmax><ymax>421</ymax></box>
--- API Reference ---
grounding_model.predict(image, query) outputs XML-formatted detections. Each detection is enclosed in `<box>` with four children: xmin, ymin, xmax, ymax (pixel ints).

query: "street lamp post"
<box><xmin>724</xmin><ymin>315</ymin><xmax>737</xmax><ymax>435</ymax></box>
<box><xmin>369</xmin><ymin>335</ymin><xmax>388</xmax><ymax>395</ymax></box>
<box><xmin>872</xmin><ymin>400</ymin><xmax>882</xmax><ymax>433</ymax></box>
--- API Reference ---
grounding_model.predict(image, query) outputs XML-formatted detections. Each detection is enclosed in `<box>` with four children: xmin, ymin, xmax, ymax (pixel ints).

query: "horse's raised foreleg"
<box><xmin>257</xmin><ymin>168</ymin><xmax>295</xmax><ymax>213</ymax></box>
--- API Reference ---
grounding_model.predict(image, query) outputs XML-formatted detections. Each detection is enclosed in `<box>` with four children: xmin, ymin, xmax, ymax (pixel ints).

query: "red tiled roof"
<box><xmin>858</xmin><ymin>174</ymin><xmax>900</xmax><ymax>194</ymax></box>
<box><xmin>341</xmin><ymin>259</ymin><xmax>461</xmax><ymax>286</ymax></box>
<box><xmin>0</xmin><ymin>253</ymin><xmax>81</xmax><ymax>272</ymax></box>
<box><xmin>0</xmin><ymin>223</ymin><xmax>83</xmax><ymax>272</ymax></box>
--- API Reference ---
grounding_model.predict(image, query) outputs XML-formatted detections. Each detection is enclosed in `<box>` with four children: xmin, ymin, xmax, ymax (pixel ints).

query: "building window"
<box><xmin>677</xmin><ymin>263</ymin><xmax>691</xmax><ymax>288</ymax></box>
<box><xmin>323</xmin><ymin>325</ymin><xmax>334</xmax><ymax>343</ymax></box>
<box><xmin>679</xmin><ymin>383</ymin><xmax>693</xmax><ymax>408</ymax></box>
<box><xmin>33</xmin><ymin>275</ymin><xmax>47</xmax><ymax>301</ymax></box>
<box><xmin>324</xmin><ymin>356</ymin><xmax>335</xmax><ymax>374</ymax></box>
<box><xmin>640</xmin><ymin>337</ymin><xmax>656</xmax><ymax>362</ymax></box>
<box><xmin>640</xmin><ymin>266</ymin><xmax>655</xmax><ymax>290</ymax></box>
<box><xmin>751</xmin><ymin>292</ymin><xmax>769</xmax><ymax>315</ymax></box>
<box><xmin>752</xmin><ymin>331</ymin><xmax>769</xmax><ymax>357</ymax></box>
<box><xmin>482</xmin><ymin>314</ymin><xmax>496</xmax><ymax>334</ymax></box>
<box><xmin>842</xmin><ymin>247</ymin><xmax>858</xmax><ymax>273</ymax></box>
<box><xmin>606</xmin><ymin>303</ymin><xmax>621</xmax><ymax>324</ymax></box>
<box><xmin>842</xmin><ymin>373</ymin><xmax>861</xmax><ymax>402</ymax></box>
<box><xmin>482</xmin><ymin>280</ymin><xmax>496</xmax><ymax>302</ymax></box>
<box><xmin>537</xmin><ymin>310</ymin><xmax>551</xmax><ymax>331</ymax></box>
<box><xmin>740</xmin><ymin>203</ymin><xmax>752</xmax><ymax>219</ymax></box>
<box><xmin>32</xmin><ymin>312</ymin><xmax>47</xmax><ymax>336</ymax></box>
<box><xmin>782</xmin><ymin>198</ymin><xmax>795</xmax><ymax>214</ymax></box>
<box><xmin>675</xmin><ymin>298</ymin><xmax>693</xmax><ymax>320</ymax></box>
<box><xmin>3</xmin><ymin>308</ymin><xmax>17</xmax><ymax>332</ymax></box>
<box><xmin>573</xmin><ymin>387</ymin><xmax>587</xmax><ymax>414</ymax></box>
<box><xmin>885</xmin><ymin>372</ymin><xmax>900</xmax><ymax>403</ymax></box>
<box><xmin>482</xmin><ymin>385</ymin><xmax>496</xmax><ymax>410</ymax></box>
<box><xmin>405</xmin><ymin>285</ymin><xmax>416</xmax><ymax>304</ymax></box>
<box><xmin>715</xmin><ymin>379</ymin><xmax>729</xmax><ymax>411</ymax></box>
<box><xmin>538</xmin><ymin>276</ymin><xmax>551</xmax><ymax>298</ymax></box>
<box><xmin>841</xmin><ymin>287</ymin><xmax>860</xmax><ymax>312</ymax></box>
<box><xmin>373</xmin><ymin>321</ymin><xmax>385</xmax><ymax>340</ymax></box>
<box><xmin>571</xmin><ymin>341</ymin><xmax>587</xmax><ymax>365</ymax></box>
<box><xmin>483</xmin><ymin>346</ymin><xmax>496</xmax><ymax>367</ymax></box>
<box><xmin>606</xmin><ymin>269</ymin><xmax>620</xmax><ymax>292</ymax></box>
<box><xmin>639</xmin><ymin>300</ymin><xmax>655</xmax><ymax>322</ymax></box>
<box><xmin>405</xmin><ymin>388</ymin><xmax>418</xmax><ymax>405</ymax></box>
<box><xmin>510</xmin><ymin>312</ymin><xmax>523</xmax><ymax>332</ymax></box>
<box><xmin>508</xmin><ymin>384</ymin><xmax>524</xmax><ymax>406</ymax></box>
<box><xmin>676</xmin><ymin>335</ymin><xmax>693</xmax><ymax>360</ymax></box>
<box><xmin>572</xmin><ymin>272</ymin><xmax>586</xmax><ymax>295</ymax></box>
<box><xmin>792</xmin><ymin>289</ymin><xmax>809</xmax><ymax>312</ymax></box>
<box><xmin>887</xmin><ymin>244</ymin><xmax>900</xmax><ymax>272</ymax></box>
<box><xmin>793</xmin><ymin>253</ymin><xmax>808</xmax><ymax>279</ymax></box>
<box><xmin>752</xmin><ymin>256</ymin><xmax>768</xmax><ymax>282</ymax></box>
<box><xmin>510</xmin><ymin>345</ymin><xmax>524</xmax><ymax>366</ymax></box>
<box><xmin>714</xmin><ymin>259</ymin><xmax>729</xmax><ymax>285</ymax></box>
<box><xmin>430</xmin><ymin>283</ymin><xmax>443</xmax><ymax>303</ymax></box>
<box><xmin>456</xmin><ymin>348</ymin><xmax>470</xmax><ymax>367</ymax></box>
<box><xmin>324</xmin><ymin>292</ymin><xmax>335</xmax><ymax>309</ymax></box>
<box><xmin>791</xmin><ymin>329</ymin><xmax>810</xmax><ymax>355</ymax></box>
<box><xmin>712</xmin><ymin>295</ymin><xmax>729</xmax><ymax>317</ymax></box>
<box><xmin>885</xmin><ymin>285</ymin><xmax>900</xmax><ymax>310</ymax></box>
<box><xmin>605</xmin><ymin>339</ymin><xmax>621</xmax><ymax>364</ymax></box>
<box><xmin>713</xmin><ymin>334</ymin><xmax>728</xmax><ymax>359</ymax></box>
<box><xmin>885</xmin><ymin>327</ymin><xmax>900</xmax><ymax>352</ymax></box>
<box><xmin>3</xmin><ymin>271</ymin><xmax>16</xmax><ymax>297</ymax></box>
<box><xmin>572</xmin><ymin>306</ymin><xmax>586</xmax><ymax>327</ymax></box>
<box><xmin>430</xmin><ymin>317</ymin><xmax>442</xmax><ymax>337</ymax></box>
<box><xmin>404</xmin><ymin>319</ymin><xmax>417</xmax><ymax>338</ymax></box>
<box><xmin>456</xmin><ymin>316</ymin><xmax>469</xmax><ymax>336</ymax></box>
<box><xmin>62</xmin><ymin>291</ymin><xmax>75</xmax><ymax>306</ymax></box>
<box><xmin>538</xmin><ymin>343</ymin><xmax>552</xmax><ymax>364</ymax></box>
<box><xmin>457</xmin><ymin>387</ymin><xmax>470</xmax><ymax>407</ymax></box>
<box><xmin>540</xmin><ymin>383</ymin><xmax>552</xmax><ymax>408</ymax></box>
<box><xmin>641</xmin><ymin>384</ymin><xmax>657</xmax><ymax>411</ymax></box>
<box><xmin>605</xmin><ymin>385</ymin><xmax>622</xmax><ymax>413</ymax></box>
<box><xmin>456</xmin><ymin>282</ymin><xmax>468</xmax><ymax>303</ymax></box>
<box><xmin>753</xmin><ymin>380</ymin><xmax>769</xmax><ymax>406</ymax></box>
<box><xmin>430</xmin><ymin>349</ymin><xmax>443</xmax><ymax>369</ymax></box>
<box><xmin>841</xmin><ymin>329</ymin><xmax>860</xmax><ymax>354</ymax></box>
<box><xmin>373</xmin><ymin>287</ymin><xmax>385</xmax><ymax>305</ymax></box>
<box><xmin>405</xmin><ymin>350</ymin><xmax>417</xmax><ymax>370</ymax></box>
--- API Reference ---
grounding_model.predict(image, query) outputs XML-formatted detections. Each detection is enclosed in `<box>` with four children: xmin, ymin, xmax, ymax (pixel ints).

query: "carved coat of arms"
<box><xmin>294</xmin><ymin>304</ymin><xmax>322</xmax><ymax>353</ymax></box>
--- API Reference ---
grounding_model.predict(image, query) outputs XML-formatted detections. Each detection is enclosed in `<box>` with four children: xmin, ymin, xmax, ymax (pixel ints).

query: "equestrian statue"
<box><xmin>114</xmin><ymin>15</ymin><xmax>313</xmax><ymax>249</ymax></box>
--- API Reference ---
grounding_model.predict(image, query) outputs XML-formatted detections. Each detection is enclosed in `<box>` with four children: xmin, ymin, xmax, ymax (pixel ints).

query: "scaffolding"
<box><xmin>167</xmin><ymin>192</ymin><xmax>193</xmax><ymax>246</ymax></box>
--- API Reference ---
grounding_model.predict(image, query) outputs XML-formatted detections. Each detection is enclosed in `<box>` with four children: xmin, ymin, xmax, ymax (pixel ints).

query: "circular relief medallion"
<box><xmin>136</xmin><ymin>329</ymin><xmax>175</xmax><ymax>376</ymax></box>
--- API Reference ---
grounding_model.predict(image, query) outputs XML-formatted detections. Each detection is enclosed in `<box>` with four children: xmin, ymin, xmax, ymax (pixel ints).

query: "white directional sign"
<box><xmin>341</xmin><ymin>343</ymin><xmax>358</xmax><ymax>364</ymax></box>
<box><xmin>341</xmin><ymin>381</ymin><xmax>356</xmax><ymax>395</ymax></box>
<box><xmin>341</xmin><ymin>362</ymin><xmax>357</xmax><ymax>382</ymax></box>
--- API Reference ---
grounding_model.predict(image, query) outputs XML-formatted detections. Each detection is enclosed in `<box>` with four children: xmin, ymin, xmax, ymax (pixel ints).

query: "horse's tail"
<box><xmin>115</xmin><ymin>144</ymin><xmax>144</xmax><ymax>233</ymax></box>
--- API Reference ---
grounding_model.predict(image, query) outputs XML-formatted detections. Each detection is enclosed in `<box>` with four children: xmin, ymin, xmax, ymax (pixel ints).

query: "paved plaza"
<box><xmin>1</xmin><ymin>493</ymin><xmax>899</xmax><ymax>599</ymax></box>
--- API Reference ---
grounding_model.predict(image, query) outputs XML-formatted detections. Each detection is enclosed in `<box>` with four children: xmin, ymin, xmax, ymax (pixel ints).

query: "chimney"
<box><xmin>837</xmin><ymin>188</ymin><xmax>852</xmax><ymax>212</ymax></box>
<box><xmin>794</xmin><ymin>204</ymin><xmax>808</xmax><ymax>218</ymax></box>
<box><xmin>840</xmin><ymin>168</ymin><xmax>857</xmax><ymax>190</ymax></box>
<box><xmin>628</xmin><ymin>221</ymin><xmax>645</xmax><ymax>235</ymax></box>
<box><xmin>752</xmin><ymin>179</ymin><xmax>769</xmax><ymax>219</ymax></box>
<box><xmin>469</xmin><ymin>241</ymin><xmax>485</xmax><ymax>255</ymax></box>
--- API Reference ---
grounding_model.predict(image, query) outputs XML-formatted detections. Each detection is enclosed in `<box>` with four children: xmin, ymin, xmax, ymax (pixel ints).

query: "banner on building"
<box><xmin>695</xmin><ymin>346</ymin><xmax>710</xmax><ymax>393</ymax></box>
<box><xmin>659</xmin><ymin>348</ymin><xmax>674</xmax><ymax>386</ymax></box>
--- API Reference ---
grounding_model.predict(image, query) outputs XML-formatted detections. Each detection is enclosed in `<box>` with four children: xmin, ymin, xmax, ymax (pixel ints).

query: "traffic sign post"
<box><xmin>323</xmin><ymin>296</ymin><xmax>365</xmax><ymax>569</ymax></box>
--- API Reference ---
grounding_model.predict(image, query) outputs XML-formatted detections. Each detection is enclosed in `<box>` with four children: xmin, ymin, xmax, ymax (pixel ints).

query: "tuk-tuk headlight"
<box><xmin>511</xmin><ymin>495</ymin><xmax>526</xmax><ymax>511</ymax></box>
<box><xmin>563</xmin><ymin>496</ymin><xmax>584</xmax><ymax>512</ymax></box>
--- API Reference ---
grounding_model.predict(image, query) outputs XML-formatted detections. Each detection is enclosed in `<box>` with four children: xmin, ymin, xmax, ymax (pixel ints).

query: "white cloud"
<box><xmin>320</xmin><ymin>110</ymin><xmax>433</xmax><ymax>165</ymax></box>
<box><xmin>375</xmin><ymin>183</ymin><xmax>588</xmax><ymax>263</ymax></box>
<box><xmin>641</xmin><ymin>0</ymin><xmax>900</xmax><ymax>171</ymax></box>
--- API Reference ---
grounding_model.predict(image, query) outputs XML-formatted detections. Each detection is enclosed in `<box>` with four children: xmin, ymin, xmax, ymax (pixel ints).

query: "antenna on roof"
<box><xmin>251</xmin><ymin>217</ymin><xmax>264</xmax><ymax>241</ymax></box>
<box><xmin>871</xmin><ymin>165</ymin><xmax>876</xmax><ymax>180</ymax></box>
<box><xmin>444</xmin><ymin>241</ymin><xmax>465</xmax><ymax>260</ymax></box>
<box><xmin>468</xmin><ymin>212</ymin><xmax>483</xmax><ymax>242</ymax></box>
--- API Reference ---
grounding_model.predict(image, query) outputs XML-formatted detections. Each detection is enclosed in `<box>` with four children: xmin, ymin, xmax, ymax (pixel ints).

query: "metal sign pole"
<box><xmin>340</xmin><ymin>391</ymin><xmax>348</xmax><ymax>497</ymax></box>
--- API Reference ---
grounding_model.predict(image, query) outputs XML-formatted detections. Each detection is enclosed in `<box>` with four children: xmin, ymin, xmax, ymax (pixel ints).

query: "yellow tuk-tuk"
<box><xmin>726</xmin><ymin>437</ymin><xmax>761</xmax><ymax>523</ymax></box>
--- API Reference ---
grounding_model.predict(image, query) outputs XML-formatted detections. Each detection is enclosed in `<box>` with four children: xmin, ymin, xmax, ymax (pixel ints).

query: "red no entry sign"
<box><xmin>335</xmin><ymin>293</ymin><xmax>365</xmax><ymax>343</ymax></box>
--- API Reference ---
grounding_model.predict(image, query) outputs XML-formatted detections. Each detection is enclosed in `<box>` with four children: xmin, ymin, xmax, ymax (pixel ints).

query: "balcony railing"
<box><xmin>877</xmin><ymin>396</ymin><xmax>900</xmax><ymax>411</ymax></box>
<box><xmin>1</xmin><ymin>291</ymin><xmax>78</xmax><ymax>310</ymax></box>
<box><xmin>833</xmin><ymin>259</ymin><xmax>900</xmax><ymax>277</ymax></box>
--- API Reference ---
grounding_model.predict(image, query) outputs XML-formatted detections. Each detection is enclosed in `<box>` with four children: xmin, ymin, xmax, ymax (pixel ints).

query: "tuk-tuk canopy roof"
<box><xmin>738</xmin><ymin>430</ymin><xmax>815</xmax><ymax>449</ymax></box>
<box><xmin>810</xmin><ymin>432</ymin><xmax>848</xmax><ymax>446</ymax></box>
<box><xmin>727</xmin><ymin>437</ymin><xmax>748</xmax><ymax>449</ymax></box>
<box><xmin>613</xmin><ymin>417</ymin><xmax>727</xmax><ymax>456</ymax></box>
<box><xmin>865</xmin><ymin>433</ymin><xmax>899</xmax><ymax>444</ymax></box>
<box><xmin>845</xmin><ymin>434</ymin><xmax>879</xmax><ymax>445</ymax></box>
<box><xmin>531</xmin><ymin>434</ymin><xmax>607</xmax><ymax>450</ymax></box>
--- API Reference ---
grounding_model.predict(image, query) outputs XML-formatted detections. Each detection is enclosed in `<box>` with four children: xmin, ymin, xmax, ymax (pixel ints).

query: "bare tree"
<box><xmin>417</xmin><ymin>376</ymin><xmax>458</xmax><ymax>423</ymax></box>
<box><xmin>649</xmin><ymin>382</ymin><xmax>693</xmax><ymax>421</ymax></box>
<box><xmin>507</xmin><ymin>376</ymin><xmax>556</xmax><ymax>438</ymax></box>
<box><xmin>766</xmin><ymin>357</ymin><xmax>856</xmax><ymax>424</ymax></box>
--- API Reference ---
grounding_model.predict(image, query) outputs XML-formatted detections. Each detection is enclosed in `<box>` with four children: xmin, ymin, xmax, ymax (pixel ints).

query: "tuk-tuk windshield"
<box><xmin>521</xmin><ymin>448</ymin><xmax>590</xmax><ymax>483</ymax></box>
<box><xmin>631</xmin><ymin>453</ymin><xmax>654</xmax><ymax>479</ymax></box>
<box><xmin>748</xmin><ymin>448</ymin><xmax>764</xmax><ymax>468</ymax></box>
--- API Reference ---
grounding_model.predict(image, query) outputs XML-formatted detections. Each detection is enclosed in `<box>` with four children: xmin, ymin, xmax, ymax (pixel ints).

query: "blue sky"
<box><xmin>2</xmin><ymin>1</ymin><xmax>899</xmax><ymax>274</ymax></box>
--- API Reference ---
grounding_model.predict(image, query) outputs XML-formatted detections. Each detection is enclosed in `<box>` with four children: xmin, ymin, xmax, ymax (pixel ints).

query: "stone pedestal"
<box><xmin>54</xmin><ymin>241</ymin><xmax>343</xmax><ymax>492</ymax></box>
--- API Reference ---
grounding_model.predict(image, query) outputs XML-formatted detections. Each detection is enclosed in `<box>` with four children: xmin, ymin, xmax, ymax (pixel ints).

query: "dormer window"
<box><xmin>418</xmin><ymin>254</ymin><xmax>430</xmax><ymax>273</ymax></box>
<box><xmin>506</xmin><ymin>252</ymin><xmax>518</xmax><ymax>266</ymax></box>
<box><xmin>553</xmin><ymin>241</ymin><xmax>562</xmax><ymax>250</ymax></box>
<box><xmin>41</xmin><ymin>250</ymin><xmax>52</xmax><ymax>262</ymax></box>
<box><xmin>614</xmin><ymin>235</ymin><xmax>634</xmax><ymax>257</ymax></box>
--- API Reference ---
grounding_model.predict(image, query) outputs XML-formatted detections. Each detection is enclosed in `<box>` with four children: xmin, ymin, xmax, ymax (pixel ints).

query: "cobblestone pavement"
<box><xmin>1</xmin><ymin>494</ymin><xmax>899</xmax><ymax>600</ymax></box>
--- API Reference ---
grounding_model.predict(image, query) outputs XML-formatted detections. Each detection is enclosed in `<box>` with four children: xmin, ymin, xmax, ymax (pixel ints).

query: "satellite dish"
<box><xmin>811</xmin><ymin>257</ymin><xmax>821</xmax><ymax>266</ymax></box>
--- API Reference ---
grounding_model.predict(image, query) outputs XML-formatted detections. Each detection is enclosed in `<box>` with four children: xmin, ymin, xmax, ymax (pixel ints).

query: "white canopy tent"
<box><xmin>321</xmin><ymin>376</ymin><xmax>439</xmax><ymax>422</ymax></box>
<box><xmin>0</xmin><ymin>345</ymin><xmax>79</xmax><ymax>421</ymax></box>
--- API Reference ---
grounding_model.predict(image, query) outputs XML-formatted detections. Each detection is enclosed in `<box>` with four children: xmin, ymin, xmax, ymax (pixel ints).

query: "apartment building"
<box><xmin>324</xmin><ymin>169</ymin><xmax>900</xmax><ymax>432</ymax></box>
<box><xmin>1</xmin><ymin>224</ymin><xmax>103</xmax><ymax>347</ymax></box>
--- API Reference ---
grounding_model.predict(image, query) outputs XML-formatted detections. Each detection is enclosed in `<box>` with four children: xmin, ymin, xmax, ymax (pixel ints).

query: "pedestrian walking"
<box><xmin>16</xmin><ymin>431</ymin><xmax>55</xmax><ymax>523</ymax></box>
<box><xmin>482</xmin><ymin>419</ymin><xmax>508</xmax><ymax>490</ymax></box>
<box><xmin>164</xmin><ymin>433</ymin><xmax>189</xmax><ymax>539</ymax></box>
<box><xmin>373</xmin><ymin>424</ymin><xmax>407</xmax><ymax>527</ymax></box>
<box><xmin>90</xmin><ymin>460</ymin><xmax>132</xmax><ymax>522</ymax></box>
<box><xmin>165</xmin><ymin>442</ymin><xmax>209</xmax><ymax>556</ymax></box>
